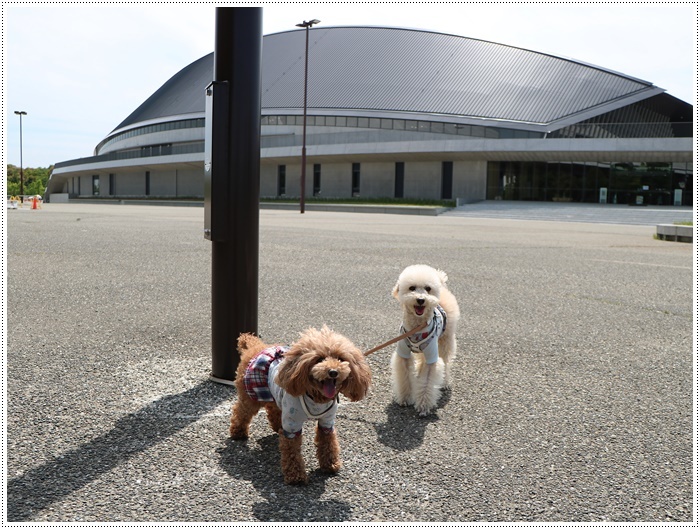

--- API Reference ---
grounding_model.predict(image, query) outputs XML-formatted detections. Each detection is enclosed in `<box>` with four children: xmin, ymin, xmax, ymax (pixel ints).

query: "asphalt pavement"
<box><xmin>6</xmin><ymin>202</ymin><xmax>694</xmax><ymax>522</ymax></box>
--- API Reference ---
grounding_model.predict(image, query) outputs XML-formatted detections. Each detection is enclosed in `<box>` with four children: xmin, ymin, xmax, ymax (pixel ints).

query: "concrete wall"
<box><xmin>454</xmin><ymin>160</ymin><xmax>487</xmax><ymax>202</ymax></box>
<box><xmin>317</xmin><ymin>163</ymin><xmax>350</xmax><ymax>197</ymax></box>
<box><xmin>359</xmin><ymin>162</ymin><xmax>394</xmax><ymax>197</ymax></box>
<box><xmin>176</xmin><ymin>168</ymin><xmax>204</xmax><ymax>197</ymax></box>
<box><xmin>68</xmin><ymin>159</ymin><xmax>489</xmax><ymax>201</ymax></box>
<box><xmin>73</xmin><ymin>168</ymin><xmax>204</xmax><ymax>198</ymax></box>
<box><xmin>118</xmin><ymin>173</ymin><xmax>147</xmax><ymax>196</ymax></box>
<box><xmin>151</xmin><ymin>171</ymin><xmax>175</xmax><ymax>195</ymax></box>
<box><xmin>405</xmin><ymin>162</ymin><xmax>441</xmax><ymax>199</ymax></box>
<box><xmin>258</xmin><ymin>160</ymin><xmax>484</xmax><ymax>200</ymax></box>
<box><xmin>260</xmin><ymin>164</ymin><xmax>278</xmax><ymax>197</ymax></box>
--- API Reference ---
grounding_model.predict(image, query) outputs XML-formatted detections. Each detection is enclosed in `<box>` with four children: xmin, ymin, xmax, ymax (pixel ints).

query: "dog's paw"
<box><xmin>414</xmin><ymin>394</ymin><xmax>437</xmax><ymax>416</ymax></box>
<box><xmin>393</xmin><ymin>394</ymin><xmax>415</xmax><ymax>407</ymax></box>
<box><xmin>320</xmin><ymin>459</ymin><xmax>343</xmax><ymax>474</ymax></box>
<box><xmin>284</xmin><ymin>471</ymin><xmax>309</xmax><ymax>486</ymax></box>
<box><xmin>229</xmin><ymin>425</ymin><xmax>249</xmax><ymax>440</ymax></box>
<box><xmin>415</xmin><ymin>404</ymin><xmax>433</xmax><ymax>416</ymax></box>
<box><xmin>416</xmin><ymin>404</ymin><xmax>437</xmax><ymax>417</ymax></box>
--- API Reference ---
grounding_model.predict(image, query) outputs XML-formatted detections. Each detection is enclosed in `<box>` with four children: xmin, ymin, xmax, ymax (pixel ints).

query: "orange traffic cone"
<box><xmin>31</xmin><ymin>196</ymin><xmax>38</xmax><ymax>210</ymax></box>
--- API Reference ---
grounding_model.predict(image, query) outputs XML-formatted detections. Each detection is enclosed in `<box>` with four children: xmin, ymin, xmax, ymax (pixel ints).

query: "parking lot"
<box><xmin>6</xmin><ymin>202</ymin><xmax>694</xmax><ymax>522</ymax></box>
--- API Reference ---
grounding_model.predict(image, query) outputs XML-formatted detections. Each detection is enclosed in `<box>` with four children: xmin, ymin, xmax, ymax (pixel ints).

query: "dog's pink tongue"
<box><xmin>415</xmin><ymin>305</ymin><xmax>426</xmax><ymax>316</ymax></box>
<box><xmin>322</xmin><ymin>380</ymin><xmax>337</xmax><ymax>399</ymax></box>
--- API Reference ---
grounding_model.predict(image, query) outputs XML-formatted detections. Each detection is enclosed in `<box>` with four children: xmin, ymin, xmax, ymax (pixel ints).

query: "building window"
<box><xmin>441</xmin><ymin>162</ymin><xmax>453</xmax><ymax>200</ymax></box>
<box><xmin>92</xmin><ymin>175</ymin><xmax>100</xmax><ymax>196</ymax></box>
<box><xmin>352</xmin><ymin>163</ymin><xmax>361</xmax><ymax>196</ymax></box>
<box><xmin>145</xmin><ymin>171</ymin><xmax>151</xmax><ymax>196</ymax></box>
<box><xmin>313</xmin><ymin>164</ymin><xmax>321</xmax><ymax>196</ymax></box>
<box><xmin>394</xmin><ymin>162</ymin><xmax>404</xmax><ymax>198</ymax></box>
<box><xmin>277</xmin><ymin>165</ymin><xmax>286</xmax><ymax>196</ymax></box>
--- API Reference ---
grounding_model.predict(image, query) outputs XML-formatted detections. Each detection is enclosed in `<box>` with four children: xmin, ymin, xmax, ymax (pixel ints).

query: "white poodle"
<box><xmin>391</xmin><ymin>264</ymin><xmax>460</xmax><ymax>415</ymax></box>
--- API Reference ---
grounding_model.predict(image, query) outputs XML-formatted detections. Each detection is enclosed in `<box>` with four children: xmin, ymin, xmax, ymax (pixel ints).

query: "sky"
<box><xmin>2</xmin><ymin>2</ymin><xmax>697</xmax><ymax>169</ymax></box>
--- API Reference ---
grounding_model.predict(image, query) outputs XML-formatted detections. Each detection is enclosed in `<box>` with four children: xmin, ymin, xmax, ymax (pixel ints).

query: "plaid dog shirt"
<box><xmin>243</xmin><ymin>345</ymin><xmax>338</xmax><ymax>438</ymax></box>
<box><xmin>243</xmin><ymin>346</ymin><xmax>288</xmax><ymax>402</ymax></box>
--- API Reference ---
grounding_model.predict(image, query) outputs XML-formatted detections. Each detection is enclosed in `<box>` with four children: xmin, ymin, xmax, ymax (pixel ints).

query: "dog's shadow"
<box><xmin>374</xmin><ymin>387</ymin><xmax>452</xmax><ymax>451</ymax></box>
<box><xmin>217</xmin><ymin>432</ymin><xmax>351</xmax><ymax>522</ymax></box>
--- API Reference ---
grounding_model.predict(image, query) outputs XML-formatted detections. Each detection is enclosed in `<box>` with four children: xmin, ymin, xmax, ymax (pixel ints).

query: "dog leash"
<box><xmin>364</xmin><ymin>324</ymin><xmax>424</xmax><ymax>356</ymax></box>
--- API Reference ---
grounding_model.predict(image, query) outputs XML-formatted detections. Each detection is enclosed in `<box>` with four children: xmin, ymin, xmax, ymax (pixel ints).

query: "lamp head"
<box><xmin>296</xmin><ymin>19</ymin><xmax>320</xmax><ymax>28</ymax></box>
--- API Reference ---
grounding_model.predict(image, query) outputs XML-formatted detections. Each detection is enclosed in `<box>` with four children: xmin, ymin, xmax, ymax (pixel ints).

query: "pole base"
<box><xmin>209</xmin><ymin>373</ymin><xmax>236</xmax><ymax>386</ymax></box>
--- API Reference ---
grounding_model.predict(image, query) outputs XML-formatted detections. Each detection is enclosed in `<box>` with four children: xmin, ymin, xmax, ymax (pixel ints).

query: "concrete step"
<box><xmin>656</xmin><ymin>224</ymin><xmax>693</xmax><ymax>243</ymax></box>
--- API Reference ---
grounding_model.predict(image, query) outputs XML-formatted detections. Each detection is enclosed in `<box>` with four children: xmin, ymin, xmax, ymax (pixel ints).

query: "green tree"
<box><xmin>6</xmin><ymin>164</ymin><xmax>52</xmax><ymax>196</ymax></box>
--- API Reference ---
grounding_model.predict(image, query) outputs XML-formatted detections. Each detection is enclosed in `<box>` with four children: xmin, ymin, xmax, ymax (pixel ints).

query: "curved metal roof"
<box><xmin>113</xmin><ymin>26</ymin><xmax>663</xmax><ymax>133</ymax></box>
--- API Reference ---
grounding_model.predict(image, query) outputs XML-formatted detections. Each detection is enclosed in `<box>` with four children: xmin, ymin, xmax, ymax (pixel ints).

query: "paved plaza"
<box><xmin>446</xmin><ymin>200</ymin><xmax>693</xmax><ymax>226</ymax></box>
<box><xmin>6</xmin><ymin>202</ymin><xmax>694</xmax><ymax>522</ymax></box>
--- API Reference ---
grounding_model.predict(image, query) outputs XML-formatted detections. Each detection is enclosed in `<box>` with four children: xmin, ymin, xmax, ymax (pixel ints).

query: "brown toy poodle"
<box><xmin>229</xmin><ymin>325</ymin><xmax>372</xmax><ymax>485</ymax></box>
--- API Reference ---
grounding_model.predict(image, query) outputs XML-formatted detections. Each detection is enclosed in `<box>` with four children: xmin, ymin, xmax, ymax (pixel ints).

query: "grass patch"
<box><xmin>674</xmin><ymin>221</ymin><xmax>693</xmax><ymax>226</ymax></box>
<box><xmin>74</xmin><ymin>196</ymin><xmax>456</xmax><ymax>208</ymax></box>
<box><xmin>261</xmin><ymin>196</ymin><xmax>456</xmax><ymax>208</ymax></box>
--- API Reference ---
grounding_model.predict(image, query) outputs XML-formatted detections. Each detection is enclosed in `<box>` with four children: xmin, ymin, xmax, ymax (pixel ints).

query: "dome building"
<box><xmin>47</xmin><ymin>26</ymin><xmax>693</xmax><ymax>205</ymax></box>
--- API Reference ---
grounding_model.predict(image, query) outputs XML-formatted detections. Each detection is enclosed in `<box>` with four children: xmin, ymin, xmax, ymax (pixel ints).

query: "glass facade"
<box><xmin>261</xmin><ymin>114</ymin><xmax>542</xmax><ymax>140</ymax></box>
<box><xmin>548</xmin><ymin>94</ymin><xmax>692</xmax><ymax>139</ymax></box>
<box><xmin>487</xmin><ymin>161</ymin><xmax>693</xmax><ymax>205</ymax></box>
<box><xmin>97</xmin><ymin>118</ymin><xmax>206</xmax><ymax>153</ymax></box>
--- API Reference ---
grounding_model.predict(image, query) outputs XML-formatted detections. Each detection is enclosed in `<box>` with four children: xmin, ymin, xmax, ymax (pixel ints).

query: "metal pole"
<box><xmin>210</xmin><ymin>7</ymin><xmax>262</xmax><ymax>383</ymax></box>
<box><xmin>295</xmin><ymin>19</ymin><xmax>319</xmax><ymax>214</ymax></box>
<box><xmin>300</xmin><ymin>25</ymin><xmax>309</xmax><ymax>214</ymax></box>
<box><xmin>14</xmin><ymin>111</ymin><xmax>26</xmax><ymax>197</ymax></box>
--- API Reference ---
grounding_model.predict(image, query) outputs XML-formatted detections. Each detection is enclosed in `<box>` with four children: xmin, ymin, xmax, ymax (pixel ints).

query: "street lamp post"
<box><xmin>14</xmin><ymin>111</ymin><xmax>27</xmax><ymax>197</ymax></box>
<box><xmin>295</xmin><ymin>19</ymin><xmax>320</xmax><ymax>214</ymax></box>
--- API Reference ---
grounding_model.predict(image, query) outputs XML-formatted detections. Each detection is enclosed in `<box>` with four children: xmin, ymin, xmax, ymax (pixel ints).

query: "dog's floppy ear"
<box><xmin>392</xmin><ymin>282</ymin><xmax>400</xmax><ymax>299</ymax></box>
<box><xmin>274</xmin><ymin>343</ymin><xmax>317</xmax><ymax>397</ymax></box>
<box><xmin>341</xmin><ymin>349</ymin><xmax>372</xmax><ymax>401</ymax></box>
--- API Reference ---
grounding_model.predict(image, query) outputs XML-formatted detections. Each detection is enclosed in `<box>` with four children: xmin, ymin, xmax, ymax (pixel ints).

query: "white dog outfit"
<box><xmin>243</xmin><ymin>346</ymin><xmax>338</xmax><ymax>438</ymax></box>
<box><xmin>396</xmin><ymin>305</ymin><xmax>447</xmax><ymax>365</ymax></box>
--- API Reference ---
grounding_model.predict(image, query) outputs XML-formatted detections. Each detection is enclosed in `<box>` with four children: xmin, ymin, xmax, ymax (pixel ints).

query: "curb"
<box><xmin>656</xmin><ymin>224</ymin><xmax>693</xmax><ymax>243</ymax></box>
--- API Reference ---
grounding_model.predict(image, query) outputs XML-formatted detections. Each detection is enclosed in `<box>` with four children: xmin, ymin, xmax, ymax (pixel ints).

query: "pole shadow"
<box><xmin>7</xmin><ymin>380</ymin><xmax>232</xmax><ymax>522</ymax></box>
<box><xmin>217</xmin><ymin>434</ymin><xmax>352</xmax><ymax>522</ymax></box>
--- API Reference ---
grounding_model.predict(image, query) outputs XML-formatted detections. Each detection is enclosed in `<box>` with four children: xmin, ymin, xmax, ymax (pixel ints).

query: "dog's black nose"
<box><xmin>328</xmin><ymin>369</ymin><xmax>339</xmax><ymax>379</ymax></box>
<box><xmin>416</xmin><ymin>298</ymin><xmax>425</xmax><ymax>305</ymax></box>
